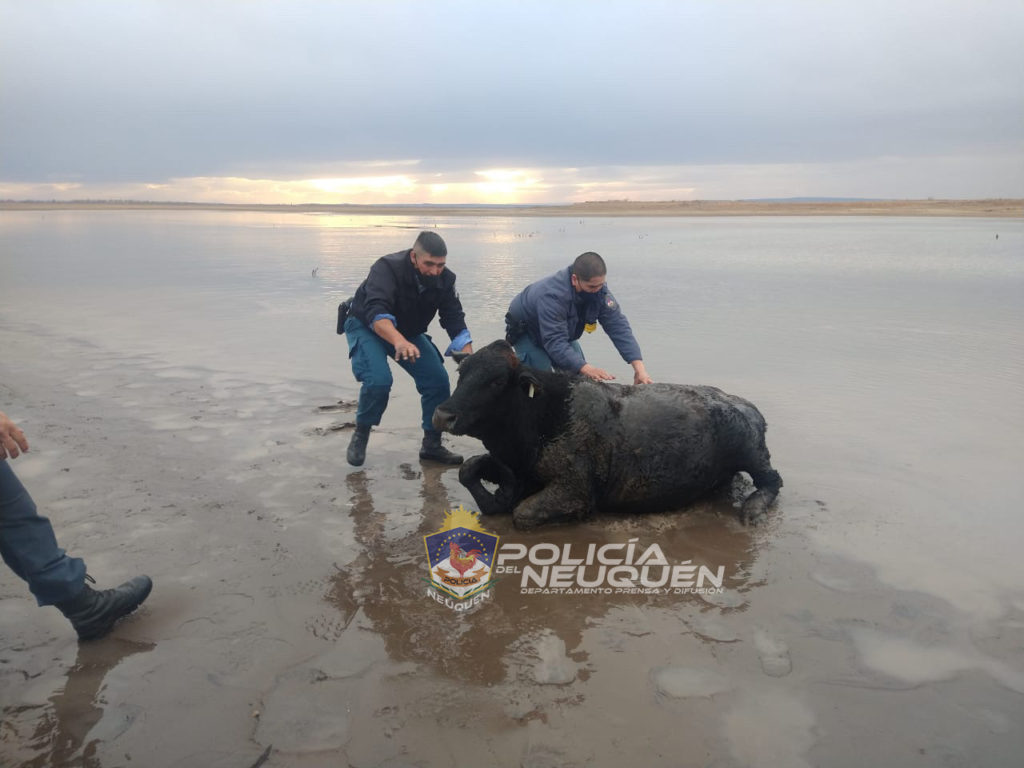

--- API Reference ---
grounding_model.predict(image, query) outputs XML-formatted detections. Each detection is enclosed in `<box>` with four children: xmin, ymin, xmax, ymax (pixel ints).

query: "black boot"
<box><xmin>347</xmin><ymin>424</ymin><xmax>371</xmax><ymax>466</ymax></box>
<box><xmin>56</xmin><ymin>575</ymin><xmax>153</xmax><ymax>641</ymax></box>
<box><xmin>419</xmin><ymin>430</ymin><xmax>463</xmax><ymax>465</ymax></box>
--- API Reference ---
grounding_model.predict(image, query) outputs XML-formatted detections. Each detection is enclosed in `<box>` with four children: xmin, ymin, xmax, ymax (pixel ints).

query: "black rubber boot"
<box><xmin>56</xmin><ymin>575</ymin><xmax>153</xmax><ymax>641</ymax></box>
<box><xmin>347</xmin><ymin>424</ymin><xmax>371</xmax><ymax>466</ymax></box>
<box><xmin>419</xmin><ymin>430</ymin><xmax>463</xmax><ymax>465</ymax></box>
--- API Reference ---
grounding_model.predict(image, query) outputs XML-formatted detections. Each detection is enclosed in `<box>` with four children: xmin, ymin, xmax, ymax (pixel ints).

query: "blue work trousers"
<box><xmin>344</xmin><ymin>317</ymin><xmax>452</xmax><ymax>431</ymax></box>
<box><xmin>0</xmin><ymin>461</ymin><xmax>86</xmax><ymax>606</ymax></box>
<box><xmin>511</xmin><ymin>334</ymin><xmax>584</xmax><ymax>374</ymax></box>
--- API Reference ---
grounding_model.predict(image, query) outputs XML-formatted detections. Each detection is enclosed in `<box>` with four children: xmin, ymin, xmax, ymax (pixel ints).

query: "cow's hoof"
<box><xmin>740</xmin><ymin>494</ymin><xmax>769</xmax><ymax>525</ymax></box>
<box><xmin>476</xmin><ymin>494</ymin><xmax>507</xmax><ymax>515</ymax></box>
<box><xmin>495</xmin><ymin>487</ymin><xmax>519</xmax><ymax>513</ymax></box>
<box><xmin>458</xmin><ymin>455</ymin><xmax>490</xmax><ymax>485</ymax></box>
<box><xmin>512</xmin><ymin>507</ymin><xmax>547</xmax><ymax>530</ymax></box>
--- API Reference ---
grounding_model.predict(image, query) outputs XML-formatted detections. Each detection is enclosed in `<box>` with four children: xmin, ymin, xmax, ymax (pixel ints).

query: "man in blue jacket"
<box><xmin>505</xmin><ymin>252</ymin><xmax>652</xmax><ymax>384</ymax></box>
<box><xmin>343</xmin><ymin>231</ymin><xmax>472</xmax><ymax>466</ymax></box>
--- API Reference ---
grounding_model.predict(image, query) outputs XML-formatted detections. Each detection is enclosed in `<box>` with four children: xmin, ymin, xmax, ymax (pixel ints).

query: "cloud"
<box><xmin>1</xmin><ymin>0</ymin><xmax>1022</xmax><ymax>200</ymax></box>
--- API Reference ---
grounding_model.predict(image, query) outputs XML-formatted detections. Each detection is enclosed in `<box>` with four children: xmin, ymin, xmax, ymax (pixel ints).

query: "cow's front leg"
<box><xmin>512</xmin><ymin>482</ymin><xmax>590</xmax><ymax>530</ymax></box>
<box><xmin>458</xmin><ymin>453</ymin><xmax>520</xmax><ymax>516</ymax></box>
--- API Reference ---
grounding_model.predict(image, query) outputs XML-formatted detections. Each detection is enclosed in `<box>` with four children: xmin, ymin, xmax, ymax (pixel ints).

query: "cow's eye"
<box><xmin>490</xmin><ymin>377</ymin><xmax>505</xmax><ymax>390</ymax></box>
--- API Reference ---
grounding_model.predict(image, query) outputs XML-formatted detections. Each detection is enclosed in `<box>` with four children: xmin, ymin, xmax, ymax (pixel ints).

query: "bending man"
<box><xmin>505</xmin><ymin>251</ymin><xmax>652</xmax><ymax>384</ymax></box>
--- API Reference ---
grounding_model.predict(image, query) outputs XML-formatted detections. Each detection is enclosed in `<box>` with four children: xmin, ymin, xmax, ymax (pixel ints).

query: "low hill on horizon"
<box><xmin>2</xmin><ymin>198</ymin><xmax>1021</xmax><ymax>217</ymax></box>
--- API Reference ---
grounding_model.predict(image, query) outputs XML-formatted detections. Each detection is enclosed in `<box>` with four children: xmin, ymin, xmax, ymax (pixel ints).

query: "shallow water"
<box><xmin>1</xmin><ymin>210</ymin><xmax>1022</xmax><ymax>766</ymax></box>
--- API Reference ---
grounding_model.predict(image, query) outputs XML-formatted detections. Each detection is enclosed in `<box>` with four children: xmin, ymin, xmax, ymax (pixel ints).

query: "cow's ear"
<box><xmin>518</xmin><ymin>369</ymin><xmax>543</xmax><ymax>399</ymax></box>
<box><xmin>450</xmin><ymin>351</ymin><xmax>471</xmax><ymax>365</ymax></box>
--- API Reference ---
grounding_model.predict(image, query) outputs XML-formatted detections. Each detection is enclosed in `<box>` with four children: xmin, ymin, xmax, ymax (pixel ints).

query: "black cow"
<box><xmin>432</xmin><ymin>340</ymin><xmax>782</xmax><ymax>529</ymax></box>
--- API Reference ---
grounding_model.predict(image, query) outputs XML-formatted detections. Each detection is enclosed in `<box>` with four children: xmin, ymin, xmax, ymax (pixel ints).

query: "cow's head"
<box><xmin>432</xmin><ymin>340</ymin><xmax>543</xmax><ymax>436</ymax></box>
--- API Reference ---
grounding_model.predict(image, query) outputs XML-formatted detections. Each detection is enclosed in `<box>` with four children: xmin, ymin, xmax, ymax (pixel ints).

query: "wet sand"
<box><xmin>2</xmin><ymin>327</ymin><xmax>1022</xmax><ymax>767</ymax></box>
<box><xmin>2</xmin><ymin>198</ymin><xmax>1022</xmax><ymax>217</ymax></box>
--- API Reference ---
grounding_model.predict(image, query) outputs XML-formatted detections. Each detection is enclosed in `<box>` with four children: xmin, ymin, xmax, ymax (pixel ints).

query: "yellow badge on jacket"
<box><xmin>584</xmin><ymin>322</ymin><xmax>597</xmax><ymax>333</ymax></box>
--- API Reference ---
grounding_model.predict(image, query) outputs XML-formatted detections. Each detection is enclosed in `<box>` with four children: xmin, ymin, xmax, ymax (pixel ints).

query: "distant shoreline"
<box><xmin>1</xmin><ymin>198</ymin><xmax>1021</xmax><ymax>217</ymax></box>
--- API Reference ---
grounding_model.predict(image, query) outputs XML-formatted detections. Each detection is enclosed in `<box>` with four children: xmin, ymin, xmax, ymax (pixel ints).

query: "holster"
<box><xmin>336</xmin><ymin>298</ymin><xmax>354</xmax><ymax>334</ymax></box>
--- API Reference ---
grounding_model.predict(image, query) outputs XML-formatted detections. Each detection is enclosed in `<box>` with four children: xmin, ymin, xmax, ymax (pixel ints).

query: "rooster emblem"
<box><xmin>447</xmin><ymin>541</ymin><xmax>483</xmax><ymax>576</ymax></box>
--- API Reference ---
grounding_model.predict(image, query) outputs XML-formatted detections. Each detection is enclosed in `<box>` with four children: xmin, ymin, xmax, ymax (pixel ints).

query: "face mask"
<box><xmin>418</xmin><ymin>273</ymin><xmax>440</xmax><ymax>289</ymax></box>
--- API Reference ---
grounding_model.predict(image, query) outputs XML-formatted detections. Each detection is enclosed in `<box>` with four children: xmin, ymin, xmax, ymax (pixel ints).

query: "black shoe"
<box><xmin>419</xmin><ymin>430</ymin><xmax>463</xmax><ymax>465</ymax></box>
<box><xmin>56</xmin><ymin>575</ymin><xmax>153</xmax><ymax>641</ymax></box>
<box><xmin>347</xmin><ymin>424</ymin><xmax>371</xmax><ymax>466</ymax></box>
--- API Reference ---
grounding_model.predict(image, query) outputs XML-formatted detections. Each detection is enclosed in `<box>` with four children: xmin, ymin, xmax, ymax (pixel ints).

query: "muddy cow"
<box><xmin>432</xmin><ymin>340</ymin><xmax>782</xmax><ymax>529</ymax></box>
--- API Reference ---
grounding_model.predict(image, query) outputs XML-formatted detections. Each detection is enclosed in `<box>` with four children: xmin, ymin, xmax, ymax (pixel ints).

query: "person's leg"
<box><xmin>0</xmin><ymin>461</ymin><xmax>151</xmax><ymax>640</ymax></box>
<box><xmin>399</xmin><ymin>335</ymin><xmax>462</xmax><ymax>464</ymax></box>
<box><xmin>0</xmin><ymin>460</ymin><xmax>86</xmax><ymax>606</ymax></box>
<box><xmin>344</xmin><ymin>317</ymin><xmax>395</xmax><ymax>465</ymax></box>
<box><xmin>511</xmin><ymin>334</ymin><xmax>554</xmax><ymax>371</ymax></box>
<box><xmin>401</xmin><ymin>335</ymin><xmax>452</xmax><ymax>432</ymax></box>
<box><xmin>344</xmin><ymin>316</ymin><xmax>394</xmax><ymax>427</ymax></box>
<box><xmin>511</xmin><ymin>336</ymin><xmax>585</xmax><ymax>375</ymax></box>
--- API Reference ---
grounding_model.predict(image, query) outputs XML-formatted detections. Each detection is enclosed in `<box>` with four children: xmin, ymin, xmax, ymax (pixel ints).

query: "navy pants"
<box><xmin>0</xmin><ymin>461</ymin><xmax>86</xmax><ymax>606</ymax></box>
<box><xmin>344</xmin><ymin>317</ymin><xmax>452</xmax><ymax>431</ymax></box>
<box><xmin>511</xmin><ymin>334</ymin><xmax>584</xmax><ymax>373</ymax></box>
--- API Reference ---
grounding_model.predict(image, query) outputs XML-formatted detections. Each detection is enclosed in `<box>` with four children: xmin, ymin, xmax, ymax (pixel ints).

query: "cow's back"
<box><xmin>537</xmin><ymin>381</ymin><xmax>766</xmax><ymax>513</ymax></box>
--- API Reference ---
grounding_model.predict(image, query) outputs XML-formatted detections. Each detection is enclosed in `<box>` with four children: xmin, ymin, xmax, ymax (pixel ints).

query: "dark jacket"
<box><xmin>350</xmin><ymin>250</ymin><xmax>466</xmax><ymax>340</ymax></box>
<box><xmin>506</xmin><ymin>265</ymin><xmax>642</xmax><ymax>372</ymax></box>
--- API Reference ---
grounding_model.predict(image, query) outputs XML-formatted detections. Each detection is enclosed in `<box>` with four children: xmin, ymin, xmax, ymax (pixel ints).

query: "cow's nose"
<box><xmin>432</xmin><ymin>406</ymin><xmax>456</xmax><ymax>432</ymax></box>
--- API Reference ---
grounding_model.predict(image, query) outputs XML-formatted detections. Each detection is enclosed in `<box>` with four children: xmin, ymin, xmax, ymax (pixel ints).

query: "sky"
<box><xmin>1</xmin><ymin>0</ymin><xmax>1022</xmax><ymax>204</ymax></box>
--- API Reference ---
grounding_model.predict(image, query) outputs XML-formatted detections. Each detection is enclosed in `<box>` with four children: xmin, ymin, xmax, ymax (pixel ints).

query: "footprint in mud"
<box><xmin>309</xmin><ymin>421</ymin><xmax>356</xmax><ymax>436</ymax></box>
<box><xmin>305</xmin><ymin>613</ymin><xmax>353</xmax><ymax>642</ymax></box>
<box><xmin>316</xmin><ymin>400</ymin><xmax>357</xmax><ymax>413</ymax></box>
<box><xmin>689</xmin><ymin>615</ymin><xmax>741</xmax><ymax>643</ymax></box>
<box><xmin>399</xmin><ymin>463</ymin><xmax>421</xmax><ymax>481</ymax></box>
<box><xmin>652</xmin><ymin>666</ymin><xmax>732</xmax><ymax>698</ymax></box>
<box><xmin>532</xmin><ymin>634</ymin><xmax>577</xmax><ymax>685</ymax></box>
<box><xmin>753</xmin><ymin>626</ymin><xmax>792</xmax><ymax>677</ymax></box>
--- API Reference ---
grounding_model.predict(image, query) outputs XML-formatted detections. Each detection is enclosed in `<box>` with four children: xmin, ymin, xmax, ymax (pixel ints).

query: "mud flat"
<box><xmin>2</xmin><ymin>315</ymin><xmax>1022</xmax><ymax>768</ymax></box>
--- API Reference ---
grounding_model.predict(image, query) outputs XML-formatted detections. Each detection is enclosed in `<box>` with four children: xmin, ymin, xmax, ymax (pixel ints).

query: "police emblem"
<box><xmin>605</xmin><ymin>296</ymin><xmax>617</xmax><ymax>309</ymax></box>
<box><xmin>423</xmin><ymin>505</ymin><xmax>499</xmax><ymax>605</ymax></box>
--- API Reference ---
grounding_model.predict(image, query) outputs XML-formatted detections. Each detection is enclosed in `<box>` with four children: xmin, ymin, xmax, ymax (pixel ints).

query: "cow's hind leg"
<box><xmin>739</xmin><ymin>446</ymin><xmax>783</xmax><ymax>525</ymax></box>
<box><xmin>459</xmin><ymin>454</ymin><xmax>520</xmax><ymax>516</ymax></box>
<box><xmin>512</xmin><ymin>483</ymin><xmax>589</xmax><ymax>530</ymax></box>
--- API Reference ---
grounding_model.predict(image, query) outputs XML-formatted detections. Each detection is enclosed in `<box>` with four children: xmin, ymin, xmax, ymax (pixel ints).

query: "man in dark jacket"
<box><xmin>505</xmin><ymin>251</ymin><xmax>652</xmax><ymax>384</ymax></box>
<box><xmin>343</xmin><ymin>231</ymin><xmax>472</xmax><ymax>466</ymax></box>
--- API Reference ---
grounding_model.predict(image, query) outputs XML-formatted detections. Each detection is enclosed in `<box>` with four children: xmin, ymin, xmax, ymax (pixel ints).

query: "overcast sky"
<box><xmin>2</xmin><ymin>0</ymin><xmax>1022</xmax><ymax>203</ymax></box>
